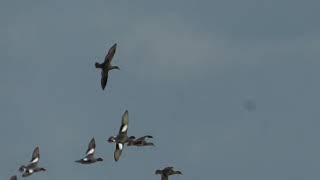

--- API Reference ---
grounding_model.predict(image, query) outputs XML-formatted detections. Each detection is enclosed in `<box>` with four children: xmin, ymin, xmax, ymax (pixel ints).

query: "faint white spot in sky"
<box><xmin>243</xmin><ymin>99</ymin><xmax>256</xmax><ymax>112</ymax></box>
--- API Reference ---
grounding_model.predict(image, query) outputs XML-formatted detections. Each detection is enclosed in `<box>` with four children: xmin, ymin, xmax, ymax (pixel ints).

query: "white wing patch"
<box><xmin>118</xmin><ymin>143</ymin><xmax>123</xmax><ymax>150</ymax></box>
<box><xmin>28</xmin><ymin>169</ymin><xmax>34</xmax><ymax>173</ymax></box>
<box><xmin>121</xmin><ymin>125</ymin><xmax>128</xmax><ymax>132</ymax></box>
<box><xmin>83</xmin><ymin>157</ymin><xmax>88</xmax><ymax>161</ymax></box>
<box><xmin>31</xmin><ymin>157</ymin><xmax>39</xmax><ymax>163</ymax></box>
<box><xmin>87</xmin><ymin>148</ymin><xmax>95</xmax><ymax>155</ymax></box>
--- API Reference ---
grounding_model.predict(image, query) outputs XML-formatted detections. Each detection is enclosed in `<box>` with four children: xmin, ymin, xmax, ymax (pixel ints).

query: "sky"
<box><xmin>1</xmin><ymin>0</ymin><xmax>320</xmax><ymax>179</ymax></box>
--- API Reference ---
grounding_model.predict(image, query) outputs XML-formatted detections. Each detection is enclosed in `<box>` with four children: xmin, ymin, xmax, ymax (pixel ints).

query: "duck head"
<box><xmin>108</xmin><ymin>136</ymin><xmax>116</xmax><ymax>143</ymax></box>
<box><xmin>155</xmin><ymin>170</ymin><xmax>162</xmax><ymax>174</ymax></box>
<box><xmin>95</xmin><ymin>62</ymin><xmax>104</xmax><ymax>68</ymax></box>
<box><xmin>19</xmin><ymin>165</ymin><xmax>26</xmax><ymax>172</ymax></box>
<box><xmin>97</xmin><ymin>157</ymin><xmax>103</xmax><ymax>162</ymax></box>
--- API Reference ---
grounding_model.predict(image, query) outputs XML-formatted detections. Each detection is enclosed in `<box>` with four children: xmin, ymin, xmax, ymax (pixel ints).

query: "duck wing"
<box><xmin>161</xmin><ymin>175</ymin><xmax>168</xmax><ymax>180</ymax></box>
<box><xmin>136</xmin><ymin>135</ymin><xmax>153</xmax><ymax>141</ymax></box>
<box><xmin>164</xmin><ymin>166</ymin><xmax>174</xmax><ymax>171</ymax></box>
<box><xmin>104</xmin><ymin>43</ymin><xmax>117</xmax><ymax>64</ymax></box>
<box><xmin>86</xmin><ymin>138</ymin><xmax>96</xmax><ymax>156</ymax></box>
<box><xmin>30</xmin><ymin>147</ymin><xmax>40</xmax><ymax>165</ymax></box>
<box><xmin>114</xmin><ymin>143</ymin><xmax>123</xmax><ymax>161</ymax></box>
<box><xmin>118</xmin><ymin>110</ymin><xmax>129</xmax><ymax>135</ymax></box>
<box><xmin>101</xmin><ymin>70</ymin><xmax>108</xmax><ymax>90</ymax></box>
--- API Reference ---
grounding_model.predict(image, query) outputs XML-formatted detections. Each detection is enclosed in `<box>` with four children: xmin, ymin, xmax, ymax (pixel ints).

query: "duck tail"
<box><xmin>146</xmin><ymin>142</ymin><xmax>155</xmax><ymax>146</ymax></box>
<box><xmin>39</xmin><ymin>168</ymin><xmax>46</xmax><ymax>172</ymax></box>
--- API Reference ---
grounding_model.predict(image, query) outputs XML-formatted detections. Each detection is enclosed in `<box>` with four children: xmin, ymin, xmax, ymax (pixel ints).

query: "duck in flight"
<box><xmin>107</xmin><ymin>110</ymin><xmax>135</xmax><ymax>161</ymax></box>
<box><xmin>95</xmin><ymin>43</ymin><xmax>120</xmax><ymax>90</ymax></box>
<box><xmin>127</xmin><ymin>135</ymin><xmax>155</xmax><ymax>147</ymax></box>
<box><xmin>19</xmin><ymin>147</ymin><xmax>46</xmax><ymax>177</ymax></box>
<box><xmin>155</xmin><ymin>167</ymin><xmax>182</xmax><ymax>180</ymax></box>
<box><xmin>75</xmin><ymin>138</ymin><xmax>103</xmax><ymax>164</ymax></box>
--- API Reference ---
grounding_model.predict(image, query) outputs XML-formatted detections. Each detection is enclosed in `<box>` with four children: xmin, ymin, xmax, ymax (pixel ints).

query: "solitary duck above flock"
<box><xmin>95</xmin><ymin>43</ymin><xmax>119</xmax><ymax>90</ymax></box>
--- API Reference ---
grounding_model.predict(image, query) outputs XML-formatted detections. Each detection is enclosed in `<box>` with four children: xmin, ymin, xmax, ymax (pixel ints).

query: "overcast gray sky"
<box><xmin>1</xmin><ymin>0</ymin><xmax>320</xmax><ymax>180</ymax></box>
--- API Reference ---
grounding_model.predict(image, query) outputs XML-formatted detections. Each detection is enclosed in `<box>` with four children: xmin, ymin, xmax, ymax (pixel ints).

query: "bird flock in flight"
<box><xmin>9</xmin><ymin>44</ymin><xmax>182</xmax><ymax>180</ymax></box>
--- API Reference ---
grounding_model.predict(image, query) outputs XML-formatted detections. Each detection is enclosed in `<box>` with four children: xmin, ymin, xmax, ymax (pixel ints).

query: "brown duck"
<box><xmin>127</xmin><ymin>135</ymin><xmax>154</xmax><ymax>147</ymax></box>
<box><xmin>155</xmin><ymin>167</ymin><xmax>182</xmax><ymax>180</ymax></box>
<box><xmin>95</xmin><ymin>43</ymin><xmax>119</xmax><ymax>90</ymax></box>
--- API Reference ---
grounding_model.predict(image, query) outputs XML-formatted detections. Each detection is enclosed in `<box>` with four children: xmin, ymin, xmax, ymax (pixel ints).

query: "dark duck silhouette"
<box><xmin>75</xmin><ymin>137</ymin><xmax>103</xmax><ymax>164</ymax></box>
<box><xmin>19</xmin><ymin>147</ymin><xmax>46</xmax><ymax>177</ymax></box>
<box><xmin>10</xmin><ymin>175</ymin><xmax>17</xmax><ymax>180</ymax></box>
<box><xmin>127</xmin><ymin>135</ymin><xmax>154</xmax><ymax>147</ymax></box>
<box><xmin>95</xmin><ymin>43</ymin><xmax>119</xmax><ymax>90</ymax></box>
<box><xmin>155</xmin><ymin>167</ymin><xmax>182</xmax><ymax>180</ymax></box>
<box><xmin>107</xmin><ymin>110</ymin><xmax>135</xmax><ymax>161</ymax></box>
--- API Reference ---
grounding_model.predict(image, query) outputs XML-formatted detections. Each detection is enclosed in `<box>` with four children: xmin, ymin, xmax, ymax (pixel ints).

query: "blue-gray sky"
<box><xmin>1</xmin><ymin>0</ymin><xmax>320</xmax><ymax>179</ymax></box>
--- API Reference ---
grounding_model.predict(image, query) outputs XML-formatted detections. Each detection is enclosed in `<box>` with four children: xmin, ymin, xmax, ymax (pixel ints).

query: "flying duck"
<box><xmin>127</xmin><ymin>135</ymin><xmax>155</xmax><ymax>147</ymax></box>
<box><xmin>107</xmin><ymin>110</ymin><xmax>135</xmax><ymax>161</ymax></box>
<box><xmin>75</xmin><ymin>137</ymin><xmax>103</xmax><ymax>164</ymax></box>
<box><xmin>95</xmin><ymin>43</ymin><xmax>119</xmax><ymax>90</ymax></box>
<box><xmin>19</xmin><ymin>147</ymin><xmax>46</xmax><ymax>177</ymax></box>
<box><xmin>10</xmin><ymin>175</ymin><xmax>17</xmax><ymax>180</ymax></box>
<box><xmin>155</xmin><ymin>167</ymin><xmax>182</xmax><ymax>180</ymax></box>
